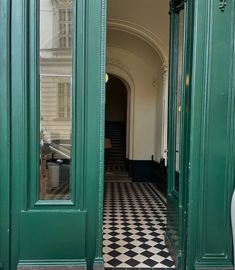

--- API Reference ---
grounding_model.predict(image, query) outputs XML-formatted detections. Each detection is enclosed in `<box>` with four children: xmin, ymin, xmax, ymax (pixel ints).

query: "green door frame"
<box><xmin>0</xmin><ymin>1</ymin><xmax>11</xmax><ymax>270</ymax></box>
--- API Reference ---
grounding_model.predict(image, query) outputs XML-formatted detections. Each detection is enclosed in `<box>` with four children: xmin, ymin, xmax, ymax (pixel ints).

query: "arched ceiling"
<box><xmin>107</xmin><ymin>0</ymin><xmax>170</xmax><ymax>60</ymax></box>
<box><xmin>107</xmin><ymin>29</ymin><xmax>163</xmax><ymax>67</ymax></box>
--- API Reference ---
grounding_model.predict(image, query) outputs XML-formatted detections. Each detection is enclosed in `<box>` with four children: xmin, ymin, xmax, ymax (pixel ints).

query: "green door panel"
<box><xmin>19</xmin><ymin>212</ymin><xmax>86</xmax><ymax>259</ymax></box>
<box><xmin>187</xmin><ymin>0</ymin><xmax>235</xmax><ymax>269</ymax></box>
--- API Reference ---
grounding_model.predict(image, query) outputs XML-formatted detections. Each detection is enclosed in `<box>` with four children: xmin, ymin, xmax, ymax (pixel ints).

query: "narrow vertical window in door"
<box><xmin>175</xmin><ymin>9</ymin><xmax>184</xmax><ymax>192</ymax></box>
<box><xmin>39</xmin><ymin>0</ymin><xmax>73</xmax><ymax>200</ymax></box>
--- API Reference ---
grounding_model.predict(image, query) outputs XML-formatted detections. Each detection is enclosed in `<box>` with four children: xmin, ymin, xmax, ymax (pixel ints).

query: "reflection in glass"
<box><xmin>175</xmin><ymin>9</ymin><xmax>184</xmax><ymax>192</ymax></box>
<box><xmin>39</xmin><ymin>0</ymin><xmax>73</xmax><ymax>200</ymax></box>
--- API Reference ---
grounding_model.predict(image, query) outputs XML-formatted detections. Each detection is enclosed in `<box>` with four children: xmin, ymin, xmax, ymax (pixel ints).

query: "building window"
<box><xmin>59</xmin><ymin>8</ymin><xmax>72</xmax><ymax>48</ymax></box>
<box><xmin>58</xmin><ymin>82</ymin><xmax>71</xmax><ymax>119</ymax></box>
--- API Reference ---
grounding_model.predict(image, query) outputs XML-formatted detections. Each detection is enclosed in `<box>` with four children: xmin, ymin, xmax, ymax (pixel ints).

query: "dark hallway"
<box><xmin>105</xmin><ymin>75</ymin><xmax>128</xmax><ymax>175</ymax></box>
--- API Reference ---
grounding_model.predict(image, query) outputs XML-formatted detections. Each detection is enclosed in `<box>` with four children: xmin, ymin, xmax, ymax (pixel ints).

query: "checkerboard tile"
<box><xmin>103</xmin><ymin>182</ymin><xmax>175</xmax><ymax>268</ymax></box>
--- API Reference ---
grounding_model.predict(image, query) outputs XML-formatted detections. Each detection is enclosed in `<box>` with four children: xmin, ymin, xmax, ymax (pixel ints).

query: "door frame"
<box><xmin>0</xmin><ymin>0</ymin><xmax>11</xmax><ymax>269</ymax></box>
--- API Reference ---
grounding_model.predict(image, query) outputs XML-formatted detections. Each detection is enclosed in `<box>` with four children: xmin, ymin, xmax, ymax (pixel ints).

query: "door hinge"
<box><xmin>219</xmin><ymin>0</ymin><xmax>227</xmax><ymax>12</ymax></box>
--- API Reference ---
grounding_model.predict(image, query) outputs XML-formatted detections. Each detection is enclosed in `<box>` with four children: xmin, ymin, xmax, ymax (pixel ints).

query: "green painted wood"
<box><xmin>167</xmin><ymin>1</ymin><xmax>193</xmax><ymax>270</ymax></box>
<box><xmin>0</xmin><ymin>1</ymin><xmax>11</xmax><ymax>270</ymax></box>
<box><xmin>10</xmin><ymin>0</ymin><xmax>86</xmax><ymax>264</ymax></box>
<box><xmin>84</xmin><ymin>0</ymin><xmax>106</xmax><ymax>269</ymax></box>
<box><xmin>166</xmin><ymin>1</ymin><xmax>184</xmax><ymax>266</ymax></box>
<box><xmin>167</xmin><ymin>6</ymin><xmax>179</xmax><ymax>266</ymax></box>
<box><xmin>187</xmin><ymin>0</ymin><xmax>235</xmax><ymax>269</ymax></box>
<box><xmin>178</xmin><ymin>1</ymin><xmax>194</xmax><ymax>269</ymax></box>
<box><xmin>19</xmin><ymin>211</ymin><xmax>86</xmax><ymax>259</ymax></box>
<box><xmin>9</xmin><ymin>0</ymin><xmax>107</xmax><ymax>269</ymax></box>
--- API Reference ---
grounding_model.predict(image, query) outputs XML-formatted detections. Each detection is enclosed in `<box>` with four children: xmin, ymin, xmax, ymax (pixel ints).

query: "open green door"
<box><xmin>10</xmin><ymin>0</ymin><xmax>106</xmax><ymax>269</ymax></box>
<box><xmin>166</xmin><ymin>0</ymin><xmax>192</xmax><ymax>269</ymax></box>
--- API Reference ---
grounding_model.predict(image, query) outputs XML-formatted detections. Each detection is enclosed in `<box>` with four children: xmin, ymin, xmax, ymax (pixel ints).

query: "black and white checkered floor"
<box><xmin>103</xmin><ymin>182</ymin><xmax>176</xmax><ymax>269</ymax></box>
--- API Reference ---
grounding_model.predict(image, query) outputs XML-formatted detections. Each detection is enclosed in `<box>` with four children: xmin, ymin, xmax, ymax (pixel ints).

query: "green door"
<box><xmin>166</xmin><ymin>0</ymin><xmax>192</xmax><ymax>269</ymax></box>
<box><xmin>3</xmin><ymin>0</ymin><xmax>106</xmax><ymax>269</ymax></box>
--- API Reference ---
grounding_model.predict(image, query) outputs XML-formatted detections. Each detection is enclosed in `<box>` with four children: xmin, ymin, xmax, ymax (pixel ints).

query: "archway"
<box><xmin>105</xmin><ymin>74</ymin><xmax>129</xmax><ymax>177</ymax></box>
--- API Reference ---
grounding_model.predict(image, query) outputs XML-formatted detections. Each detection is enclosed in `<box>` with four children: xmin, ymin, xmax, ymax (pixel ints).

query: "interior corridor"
<box><xmin>103</xmin><ymin>181</ymin><xmax>175</xmax><ymax>269</ymax></box>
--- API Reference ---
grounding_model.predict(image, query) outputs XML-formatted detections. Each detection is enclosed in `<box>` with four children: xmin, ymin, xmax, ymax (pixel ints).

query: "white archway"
<box><xmin>106</xmin><ymin>60</ymin><xmax>135</xmax><ymax>160</ymax></box>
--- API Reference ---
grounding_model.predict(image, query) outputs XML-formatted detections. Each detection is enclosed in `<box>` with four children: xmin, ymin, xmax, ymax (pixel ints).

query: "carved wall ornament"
<box><xmin>219</xmin><ymin>0</ymin><xmax>227</xmax><ymax>12</ymax></box>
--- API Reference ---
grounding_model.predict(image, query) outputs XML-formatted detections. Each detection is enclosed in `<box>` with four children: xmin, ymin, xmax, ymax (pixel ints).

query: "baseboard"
<box><xmin>128</xmin><ymin>160</ymin><xmax>153</xmax><ymax>181</ymax></box>
<box><xmin>196</xmin><ymin>268</ymin><xmax>234</xmax><ymax>270</ymax></box>
<box><xmin>128</xmin><ymin>159</ymin><xmax>167</xmax><ymax>193</ymax></box>
<box><xmin>93</xmin><ymin>258</ymin><xmax>104</xmax><ymax>270</ymax></box>
<box><xmin>18</xmin><ymin>267</ymin><xmax>85</xmax><ymax>270</ymax></box>
<box><xmin>195</xmin><ymin>262</ymin><xmax>234</xmax><ymax>270</ymax></box>
<box><xmin>17</xmin><ymin>260</ymin><xmax>87</xmax><ymax>270</ymax></box>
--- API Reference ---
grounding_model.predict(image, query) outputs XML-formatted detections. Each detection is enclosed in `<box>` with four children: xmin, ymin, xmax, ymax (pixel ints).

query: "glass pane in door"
<box><xmin>39</xmin><ymin>0</ymin><xmax>73</xmax><ymax>200</ymax></box>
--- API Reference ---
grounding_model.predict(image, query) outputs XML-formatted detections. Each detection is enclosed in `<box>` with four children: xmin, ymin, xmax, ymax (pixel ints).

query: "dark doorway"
<box><xmin>105</xmin><ymin>74</ymin><xmax>128</xmax><ymax>175</ymax></box>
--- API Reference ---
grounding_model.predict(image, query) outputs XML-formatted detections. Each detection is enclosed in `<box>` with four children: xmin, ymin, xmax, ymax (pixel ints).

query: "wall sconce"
<box><xmin>106</xmin><ymin>73</ymin><xmax>109</xmax><ymax>83</ymax></box>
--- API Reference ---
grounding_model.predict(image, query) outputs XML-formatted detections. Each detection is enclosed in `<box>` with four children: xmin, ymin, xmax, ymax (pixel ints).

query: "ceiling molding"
<box><xmin>108</xmin><ymin>19</ymin><xmax>167</xmax><ymax>64</ymax></box>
